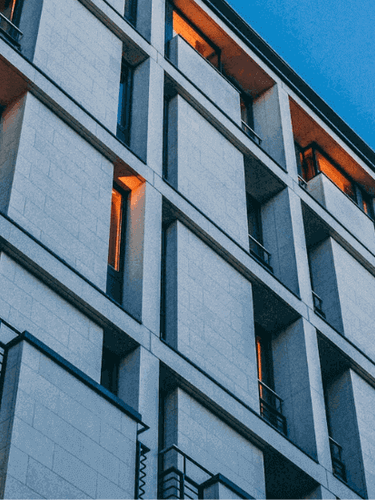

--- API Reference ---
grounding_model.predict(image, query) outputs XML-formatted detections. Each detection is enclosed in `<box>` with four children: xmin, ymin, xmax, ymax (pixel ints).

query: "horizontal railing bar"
<box><xmin>258</xmin><ymin>380</ymin><xmax>283</xmax><ymax>402</ymax></box>
<box><xmin>159</xmin><ymin>445</ymin><xmax>213</xmax><ymax>477</ymax></box>
<box><xmin>248</xmin><ymin>235</ymin><xmax>272</xmax><ymax>259</ymax></box>
<box><xmin>329</xmin><ymin>436</ymin><xmax>342</xmax><ymax>450</ymax></box>
<box><xmin>241</xmin><ymin>120</ymin><xmax>262</xmax><ymax>144</ymax></box>
<box><xmin>0</xmin><ymin>12</ymin><xmax>23</xmax><ymax>35</ymax></box>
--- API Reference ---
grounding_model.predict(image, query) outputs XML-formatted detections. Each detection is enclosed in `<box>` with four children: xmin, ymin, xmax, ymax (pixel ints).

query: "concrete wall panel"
<box><xmin>164</xmin><ymin>388</ymin><xmax>265</xmax><ymax>499</ymax></box>
<box><xmin>7</xmin><ymin>93</ymin><xmax>113</xmax><ymax>290</ymax></box>
<box><xmin>33</xmin><ymin>0</ymin><xmax>122</xmax><ymax>132</ymax></box>
<box><xmin>0</xmin><ymin>253</ymin><xmax>103</xmax><ymax>381</ymax></box>
<box><xmin>164</xmin><ymin>221</ymin><xmax>258</xmax><ymax>410</ymax></box>
<box><xmin>0</xmin><ymin>341</ymin><xmax>137</xmax><ymax>499</ymax></box>
<box><xmin>168</xmin><ymin>96</ymin><xmax>248</xmax><ymax>248</ymax></box>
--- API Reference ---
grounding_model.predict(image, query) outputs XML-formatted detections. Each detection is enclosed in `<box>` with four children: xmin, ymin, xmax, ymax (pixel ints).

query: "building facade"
<box><xmin>0</xmin><ymin>0</ymin><xmax>375</xmax><ymax>498</ymax></box>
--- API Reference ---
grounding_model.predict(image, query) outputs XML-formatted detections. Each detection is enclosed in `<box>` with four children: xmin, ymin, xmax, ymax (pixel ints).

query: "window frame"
<box><xmin>117</xmin><ymin>59</ymin><xmax>133</xmax><ymax>146</ymax></box>
<box><xmin>106</xmin><ymin>182</ymin><xmax>129</xmax><ymax>305</ymax></box>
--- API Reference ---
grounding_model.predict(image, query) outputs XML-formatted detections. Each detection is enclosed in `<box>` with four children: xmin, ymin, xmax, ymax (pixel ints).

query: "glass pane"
<box><xmin>108</xmin><ymin>188</ymin><xmax>123</xmax><ymax>271</ymax></box>
<box><xmin>173</xmin><ymin>11</ymin><xmax>218</xmax><ymax>67</ymax></box>
<box><xmin>315</xmin><ymin>151</ymin><xmax>355</xmax><ymax>200</ymax></box>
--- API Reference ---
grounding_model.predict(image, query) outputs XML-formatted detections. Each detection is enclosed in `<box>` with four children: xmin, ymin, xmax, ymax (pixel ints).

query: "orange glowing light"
<box><xmin>0</xmin><ymin>0</ymin><xmax>16</xmax><ymax>20</ymax></box>
<box><xmin>315</xmin><ymin>151</ymin><xmax>355</xmax><ymax>200</ymax></box>
<box><xmin>256</xmin><ymin>336</ymin><xmax>263</xmax><ymax>381</ymax></box>
<box><xmin>173</xmin><ymin>11</ymin><xmax>218</xmax><ymax>67</ymax></box>
<box><xmin>117</xmin><ymin>175</ymin><xmax>143</xmax><ymax>191</ymax></box>
<box><xmin>108</xmin><ymin>189</ymin><xmax>123</xmax><ymax>271</ymax></box>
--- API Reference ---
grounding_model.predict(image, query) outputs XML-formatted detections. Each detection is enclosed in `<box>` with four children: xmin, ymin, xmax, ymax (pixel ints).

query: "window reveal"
<box><xmin>107</xmin><ymin>185</ymin><xmax>128</xmax><ymax>304</ymax></box>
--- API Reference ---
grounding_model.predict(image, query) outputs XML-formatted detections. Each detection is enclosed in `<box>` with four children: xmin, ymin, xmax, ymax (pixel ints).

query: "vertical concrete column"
<box><xmin>278</xmin><ymin>84</ymin><xmax>299</xmax><ymax>178</ymax></box>
<box><xmin>261</xmin><ymin>188</ymin><xmax>300</xmax><ymax>295</ymax></box>
<box><xmin>0</xmin><ymin>342</ymin><xmax>23</xmax><ymax>498</ymax></box>
<box><xmin>118</xmin><ymin>346</ymin><xmax>160</xmax><ymax>499</ymax></box>
<box><xmin>272</xmin><ymin>318</ymin><xmax>331</xmax><ymax>468</ymax></box>
<box><xmin>309</xmin><ymin>238</ymin><xmax>344</xmax><ymax>333</ymax></box>
<box><xmin>146</xmin><ymin>58</ymin><xmax>164</xmax><ymax>177</ymax></box>
<box><xmin>0</xmin><ymin>96</ymin><xmax>25</xmax><ymax>213</ymax></box>
<box><xmin>149</xmin><ymin>0</ymin><xmax>166</xmax><ymax>54</ymax></box>
<box><xmin>141</xmin><ymin>184</ymin><xmax>162</xmax><ymax>334</ymax></box>
<box><xmin>253</xmin><ymin>83</ymin><xmax>286</xmax><ymax>169</ymax></box>
<box><xmin>325</xmin><ymin>369</ymin><xmax>367</xmax><ymax>497</ymax></box>
<box><xmin>123</xmin><ymin>182</ymin><xmax>161</xmax><ymax>329</ymax></box>
<box><xmin>131</xmin><ymin>59</ymin><xmax>151</xmax><ymax>163</ymax></box>
<box><xmin>288</xmin><ymin>188</ymin><xmax>314</xmax><ymax>308</ymax></box>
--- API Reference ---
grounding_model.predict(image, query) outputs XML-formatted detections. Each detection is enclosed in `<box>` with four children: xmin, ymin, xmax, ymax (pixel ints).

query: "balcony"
<box><xmin>168</xmin><ymin>35</ymin><xmax>241</xmax><ymax>123</ymax></box>
<box><xmin>0</xmin><ymin>11</ymin><xmax>22</xmax><ymax>46</ymax></box>
<box><xmin>259</xmin><ymin>380</ymin><xmax>287</xmax><ymax>435</ymax></box>
<box><xmin>306</xmin><ymin>172</ymin><xmax>375</xmax><ymax>253</ymax></box>
<box><xmin>158</xmin><ymin>445</ymin><xmax>251</xmax><ymax>499</ymax></box>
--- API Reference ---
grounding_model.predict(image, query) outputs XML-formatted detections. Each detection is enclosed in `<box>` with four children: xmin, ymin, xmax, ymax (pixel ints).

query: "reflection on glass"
<box><xmin>0</xmin><ymin>0</ymin><xmax>16</xmax><ymax>20</ymax></box>
<box><xmin>172</xmin><ymin>10</ymin><xmax>219</xmax><ymax>68</ymax></box>
<box><xmin>315</xmin><ymin>151</ymin><xmax>355</xmax><ymax>201</ymax></box>
<box><xmin>108</xmin><ymin>188</ymin><xmax>123</xmax><ymax>271</ymax></box>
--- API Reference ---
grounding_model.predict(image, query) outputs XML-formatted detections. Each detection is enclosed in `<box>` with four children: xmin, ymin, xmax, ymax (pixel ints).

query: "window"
<box><xmin>166</xmin><ymin>3</ymin><xmax>220</xmax><ymax>69</ymax></box>
<box><xmin>107</xmin><ymin>184</ymin><xmax>128</xmax><ymax>304</ymax></box>
<box><xmin>0</xmin><ymin>0</ymin><xmax>23</xmax><ymax>44</ymax></box>
<box><xmin>256</xmin><ymin>326</ymin><xmax>286</xmax><ymax>434</ymax></box>
<box><xmin>124</xmin><ymin>0</ymin><xmax>137</xmax><ymax>26</ymax></box>
<box><xmin>101</xmin><ymin>347</ymin><xmax>119</xmax><ymax>395</ymax></box>
<box><xmin>246</xmin><ymin>193</ymin><xmax>271</xmax><ymax>267</ymax></box>
<box><xmin>240</xmin><ymin>94</ymin><xmax>255</xmax><ymax>139</ymax></box>
<box><xmin>117</xmin><ymin>60</ymin><xmax>133</xmax><ymax>146</ymax></box>
<box><xmin>297</xmin><ymin>142</ymin><xmax>374</xmax><ymax>218</ymax></box>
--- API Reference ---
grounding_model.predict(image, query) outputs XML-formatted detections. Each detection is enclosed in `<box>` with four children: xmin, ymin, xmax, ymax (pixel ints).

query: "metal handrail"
<box><xmin>158</xmin><ymin>445</ymin><xmax>213</xmax><ymax>499</ymax></box>
<box><xmin>258</xmin><ymin>380</ymin><xmax>283</xmax><ymax>403</ymax></box>
<box><xmin>258</xmin><ymin>380</ymin><xmax>287</xmax><ymax>435</ymax></box>
<box><xmin>312</xmin><ymin>291</ymin><xmax>325</xmax><ymax>317</ymax></box>
<box><xmin>241</xmin><ymin>120</ymin><xmax>262</xmax><ymax>146</ymax></box>
<box><xmin>248</xmin><ymin>234</ymin><xmax>272</xmax><ymax>267</ymax></box>
<box><xmin>298</xmin><ymin>175</ymin><xmax>308</xmax><ymax>189</ymax></box>
<box><xmin>0</xmin><ymin>11</ymin><xmax>23</xmax><ymax>44</ymax></box>
<box><xmin>329</xmin><ymin>437</ymin><xmax>346</xmax><ymax>482</ymax></box>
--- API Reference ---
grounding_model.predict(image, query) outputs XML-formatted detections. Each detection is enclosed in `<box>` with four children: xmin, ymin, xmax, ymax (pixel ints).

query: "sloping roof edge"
<box><xmin>202</xmin><ymin>0</ymin><xmax>375</xmax><ymax>172</ymax></box>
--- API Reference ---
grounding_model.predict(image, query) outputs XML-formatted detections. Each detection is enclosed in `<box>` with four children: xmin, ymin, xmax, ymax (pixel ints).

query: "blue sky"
<box><xmin>227</xmin><ymin>0</ymin><xmax>375</xmax><ymax>152</ymax></box>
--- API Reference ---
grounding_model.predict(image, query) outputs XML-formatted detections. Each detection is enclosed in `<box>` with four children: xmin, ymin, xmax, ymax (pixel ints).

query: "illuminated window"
<box><xmin>256</xmin><ymin>331</ymin><xmax>273</xmax><ymax>389</ymax></box>
<box><xmin>166</xmin><ymin>3</ymin><xmax>220</xmax><ymax>69</ymax></box>
<box><xmin>117</xmin><ymin>60</ymin><xmax>133</xmax><ymax>146</ymax></box>
<box><xmin>107</xmin><ymin>185</ymin><xmax>128</xmax><ymax>304</ymax></box>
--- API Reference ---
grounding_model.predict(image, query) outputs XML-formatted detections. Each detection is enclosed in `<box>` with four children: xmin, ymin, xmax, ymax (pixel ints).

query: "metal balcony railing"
<box><xmin>241</xmin><ymin>120</ymin><xmax>262</xmax><ymax>146</ymax></box>
<box><xmin>259</xmin><ymin>380</ymin><xmax>287</xmax><ymax>435</ymax></box>
<box><xmin>329</xmin><ymin>437</ymin><xmax>346</xmax><ymax>482</ymax></box>
<box><xmin>135</xmin><ymin>441</ymin><xmax>150</xmax><ymax>499</ymax></box>
<box><xmin>0</xmin><ymin>12</ymin><xmax>22</xmax><ymax>46</ymax></box>
<box><xmin>158</xmin><ymin>445</ymin><xmax>213</xmax><ymax>499</ymax></box>
<box><xmin>298</xmin><ymin>175</ymin><xmax>308</xmax><ymax>189</ymax></box>
<box><xmin>312</xmin><ymin>291</ymin><xmax>325</xmax><ymax>318</ymax></box>
<box><xmin>249</xmin><ymin>234</ymin><xmax>272</xmax><ymax>269</ymax></box>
